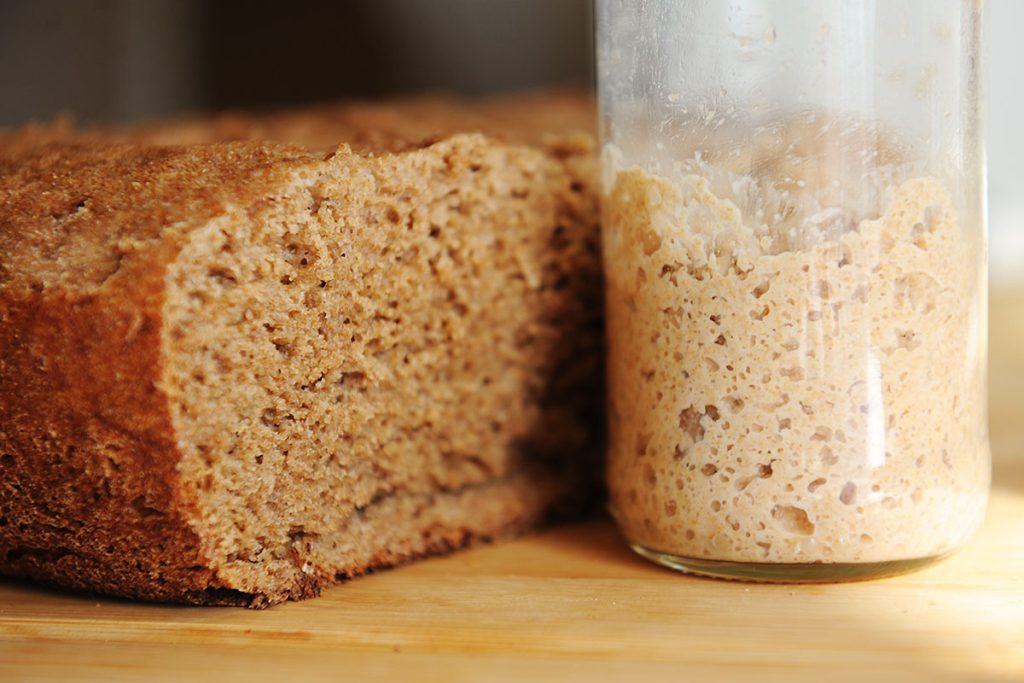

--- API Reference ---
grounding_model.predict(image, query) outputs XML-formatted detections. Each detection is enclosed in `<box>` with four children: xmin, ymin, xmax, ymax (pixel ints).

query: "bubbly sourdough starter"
<box><xmin>604</xmin><ymin>137</ymin><xmax>988</xmax><ymax>565</ymax></box>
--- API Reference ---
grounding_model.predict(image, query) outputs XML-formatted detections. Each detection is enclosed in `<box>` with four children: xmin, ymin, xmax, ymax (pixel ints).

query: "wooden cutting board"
<box><xmin>2</xmin><ymin>292</ymin><xmax>1022</xmax><ymax>683</ymax></box>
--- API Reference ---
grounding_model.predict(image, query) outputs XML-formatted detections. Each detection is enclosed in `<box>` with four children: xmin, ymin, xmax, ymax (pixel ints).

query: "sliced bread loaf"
<box><xmin>0</xmin><ymin>96</ymin><xmax>601</xmax><ymax>606</ymax></box>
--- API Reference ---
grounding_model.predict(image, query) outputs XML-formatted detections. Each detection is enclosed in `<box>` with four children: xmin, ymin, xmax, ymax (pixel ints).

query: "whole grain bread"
<box><xmin>0</xmin><ymin>94</ymin><xmax>601</xmax><ymax>607</ymax></box>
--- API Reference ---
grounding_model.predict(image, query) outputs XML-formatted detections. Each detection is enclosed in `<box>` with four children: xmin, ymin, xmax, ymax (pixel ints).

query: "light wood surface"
<box><xmin>2</xmin><ymin>291</ymin><xmax>1022</xmax><ymax>683</ymax></box>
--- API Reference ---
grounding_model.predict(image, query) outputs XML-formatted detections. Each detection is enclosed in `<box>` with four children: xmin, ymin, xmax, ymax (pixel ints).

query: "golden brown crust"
<box><xmin>0</xmin><ymin>141</ymin><xmax>319</xmax><ymax>291</ymax></box>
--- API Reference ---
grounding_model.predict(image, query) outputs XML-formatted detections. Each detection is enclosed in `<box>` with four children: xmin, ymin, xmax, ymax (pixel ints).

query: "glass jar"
<box><xmin>597</xmin><ymin>0</ymin><xmax>989</xmax><ymax>581</ymax></box>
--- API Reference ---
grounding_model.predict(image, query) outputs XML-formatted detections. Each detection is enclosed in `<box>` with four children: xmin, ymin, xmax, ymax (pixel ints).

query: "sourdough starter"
<box><xmin>604</xmin><ymin>126</ymin><xmax>988</xmax><ymax>565</ymax></box>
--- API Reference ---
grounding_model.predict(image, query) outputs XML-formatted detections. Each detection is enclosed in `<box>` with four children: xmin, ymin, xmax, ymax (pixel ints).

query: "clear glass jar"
<box><xmin>598</xmin><ymin>0</ymin><xmax>989</xmax><ymax>581</ymax></box>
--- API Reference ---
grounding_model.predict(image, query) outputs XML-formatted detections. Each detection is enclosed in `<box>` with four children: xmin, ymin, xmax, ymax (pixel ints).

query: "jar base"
<box><xmin>630</xmin><ymin>544</ymin><xmax>951</xmax><ymax>583</ymax></box>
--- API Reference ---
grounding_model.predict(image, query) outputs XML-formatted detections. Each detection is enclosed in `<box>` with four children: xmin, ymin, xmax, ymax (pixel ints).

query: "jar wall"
<box><xmin>598</xmin><ymin>0</ymin><xmax>989</xmax><ymax>579</ymax></box>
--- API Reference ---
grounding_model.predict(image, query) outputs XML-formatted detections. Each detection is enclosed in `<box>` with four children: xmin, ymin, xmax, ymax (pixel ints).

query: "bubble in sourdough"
<box><xmin>604</xmin><ymin>159</ymin><xmax>988</xmax><ymax>565</ymax></box>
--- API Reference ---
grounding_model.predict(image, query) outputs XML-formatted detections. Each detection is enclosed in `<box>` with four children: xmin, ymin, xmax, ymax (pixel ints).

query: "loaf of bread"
<box><xmin>0</xmin><ymin>94</ymin><xmax>601</xmax><ymax>607</ymax></box>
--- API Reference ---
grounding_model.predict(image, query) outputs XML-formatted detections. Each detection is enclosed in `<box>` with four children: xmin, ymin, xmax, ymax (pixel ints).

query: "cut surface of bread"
<box><xmin>0</xmin><ymin>97</ymin><xmax>601</xmax><ymax>606</ymax></box>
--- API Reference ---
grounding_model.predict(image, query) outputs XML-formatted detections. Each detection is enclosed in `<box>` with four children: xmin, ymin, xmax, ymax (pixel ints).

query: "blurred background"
<box><xmin>0</xmin><ymin>0</ymin><xmax>591</xmax><ymax>118</ymax></box>
<box><xmin>0</xmin><ymin>0</ymin><xmax>1018</xmax><ymax>283</ymax></box>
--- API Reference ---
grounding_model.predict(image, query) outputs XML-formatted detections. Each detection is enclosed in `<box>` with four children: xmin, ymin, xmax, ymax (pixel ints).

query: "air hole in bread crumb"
<box><xmin>839</xmin><ymin>481</ymin><xmax>857</xmax><ymax>505</ymax></box>
<box><xmin>272</xmin><ymin>340</ymin><xmax>292</xmax><ymax>357</ymax></box>
<box><xmin>260</xmin><ymin>408</ymin><xmax>280</xmax><ymax>431</ymax></box>
<box><xmin>337</xmin><ymin>371</ymin><xmax>366</xmax><ymax>386</ymax></box>
<box><xmin>771</xmin><ymin>505</ymin><xmax>814</xmax><ymax>535</ymax></box>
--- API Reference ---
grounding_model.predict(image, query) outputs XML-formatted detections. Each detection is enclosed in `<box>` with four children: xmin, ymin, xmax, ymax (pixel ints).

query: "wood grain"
<box><xmin>1</xmin><ymin>290</ymin><xmax>1022</xmax><ymax>683</ymax></box>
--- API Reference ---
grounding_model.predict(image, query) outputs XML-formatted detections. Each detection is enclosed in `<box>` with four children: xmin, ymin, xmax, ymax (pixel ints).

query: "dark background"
<box><xmin>0</xmin><ymin>0</ymin><xmax>592</xmax><ymax>127</ymax></box>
